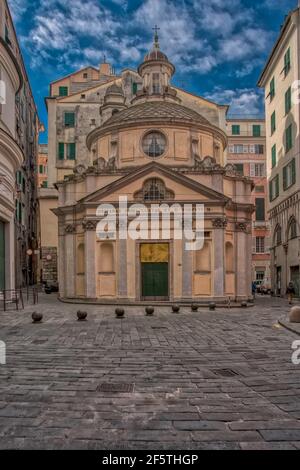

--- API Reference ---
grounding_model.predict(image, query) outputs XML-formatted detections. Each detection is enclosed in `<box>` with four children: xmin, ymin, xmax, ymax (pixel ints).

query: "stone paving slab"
<box><xmin>0</xmin><ymin>295</ymin><xmax>299</xmax><ymax>449</ymax></box>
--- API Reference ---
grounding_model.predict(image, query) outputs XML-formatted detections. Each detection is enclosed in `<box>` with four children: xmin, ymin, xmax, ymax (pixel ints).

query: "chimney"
<box><xmin>99</xmin><ymin>59</ymin><xmax>112</xmax><ymax>76</ymax></box>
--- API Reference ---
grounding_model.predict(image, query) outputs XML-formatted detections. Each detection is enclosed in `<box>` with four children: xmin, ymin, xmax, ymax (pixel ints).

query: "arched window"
<box><xmin>288</xmin><ymin>218</ymin><xmax>297</xmax><ymax>240</ymax></box>
<box><xmin>274</xmin><ymin>225</ymin><xmax>282</xmax><ymax>246</ymax></box>
<box><xmin>143</xmin><ymin>178</ymin><xmax>166</xmax><ymax>201</ymax></box>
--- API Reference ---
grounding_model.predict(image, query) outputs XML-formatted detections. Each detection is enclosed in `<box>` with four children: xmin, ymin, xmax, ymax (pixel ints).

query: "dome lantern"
<box><xmin>136</xmin><ymin>26</ymin><xmax>177</xmax><ymax>104</ymax></box>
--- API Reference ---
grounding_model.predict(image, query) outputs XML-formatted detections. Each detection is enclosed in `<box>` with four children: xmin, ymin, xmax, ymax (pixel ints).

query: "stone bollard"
<box><xmin>172</xmin><ymin>305</ymin><xmax>180</xmax><ymax>313</ymax></box>
<box><xmin>209</xmin><ymin>302</ymin><xmax>216</xmax><ymax>311</ymax></box>
<box><xmin>77</xmin><ymin>310</ymin><xmax>87</xmax><ymax>321</ymax></box>
<box><xmin>115</xmin><ymin>308</ymin><xmax>125</xmax><ymax>318</ymax></box>
<box><xmin>289</xmin><ymin>306</ymin><xmax>300</xmax><ymax>323</ymax></box>
<box><xmin>241</xmin><ymin>301</ymin><xmax>248</xmax><ymax>308</ymax></box>
<box><xmin>145</xmin><ymin>306</ymin><xmax>154</xmax><ymax>316</ymax></box>
<box><xmin>191</xmin><ymin>304</ymin><xmax>199</xmax><ymax>312</ymax></box>
<box><xmin>32</xmin><ymin>312</ymin><xmax>43</xmax><ymax>323</ymax></box>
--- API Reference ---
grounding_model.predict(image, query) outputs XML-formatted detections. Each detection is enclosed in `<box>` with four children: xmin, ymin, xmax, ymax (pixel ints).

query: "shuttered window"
<box><xmin>64</xmin><ymin>112</ymin><xmax>75</xmax><ymax>127</ymax></box>
<box><xmin>234</xmin><ymin>164</ymin><xmax>244</xmax><ymax>175</ymax></box>
<box><xmin>271</xmin><ymin>111</ymin><xmax>276</xmax><ymax>135</ymax></box>
<box><xmin>285</xmin><ymin>87</ymin><xmax>292</xmax><ymax>114</ymax></box>
<box><xmin>59</xmin><ymin>86</ymin><xmax>68</xmax><ymax>97</ymax></box>
<box><xmin>253</xmin><ymin>125</ymin><xmax>261</xmax><ymax>137</ymax></box>
<box><xmin>271</xmin><ymin>144</ymin><xmax>276</xmax><ymax>168</ymax></box>
<box><xmin>232</xmin><ymin>125</ymin><xmax>240</xmax><ymax>135</ymax></box>
<box><xmin>269</xmin><ymin>175</ymin><xmax>279</xmax><ymax>201</ymax></box>
<box><xmin>270</xmin><ymin>77</ymin><xmax>275</xmax><ymax>100</ymax></box>
<box><xmin>255</xmin><ymin>198</ymin><xmax>265</xmax><ymax>221</ymax></box>
<box><xmin>284</xmin><ymin>48</ymin><xmax>291</xmax><ymax>77</ymax></box>
<box><xmin>67</xmin><ymin>143</ymin><xmax>76</xmax><ymax>160</ymax></box>
<box><xmin>58</xmin><ymin>143</ymin><xmax>64</xmax><ymax>160</ymax></box>
<box><xmin>132</xmin><ymin>82</ymin><xmax>138</xmax><ymax>95</ymax></box>
<box><xmin>285</xmin><ymin>124</ymin><xmax>293</xmax><ymax>153</ymax></box>
<box><xmin>283</xmin><ymin>158</ymin><xmax>296</xmax><ymax>190</ymax></box>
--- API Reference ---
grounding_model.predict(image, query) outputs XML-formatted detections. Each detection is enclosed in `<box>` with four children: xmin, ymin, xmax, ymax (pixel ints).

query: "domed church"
<box><xmin>53</xmin><ymin>31</ymin><xmax>254</xmax><ymax>303</ymax></box>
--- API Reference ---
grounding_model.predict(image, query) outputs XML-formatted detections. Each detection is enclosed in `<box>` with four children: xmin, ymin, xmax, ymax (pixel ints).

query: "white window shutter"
<box><xmin>252</xmin><ymin>237</ymin><xmax>257</xmax><ymax>253</ymax></box>
<box><xmin>250</xmin><ymin>163</ymin><xmax>255</xmax><ymax>177</ymax></box>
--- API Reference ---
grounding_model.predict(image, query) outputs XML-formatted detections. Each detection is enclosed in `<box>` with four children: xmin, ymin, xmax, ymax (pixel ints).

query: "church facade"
<box><xmin>53</xmin><ymin>33</ymin><xmax>254</xmax><ymax>303</ymax></box>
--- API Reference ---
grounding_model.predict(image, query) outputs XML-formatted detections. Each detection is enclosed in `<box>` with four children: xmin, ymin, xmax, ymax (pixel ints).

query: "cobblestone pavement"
<box><xmin>0</xmin><ymin>295</ymin><xmax>300</xmax><ymax>450</ymax></box>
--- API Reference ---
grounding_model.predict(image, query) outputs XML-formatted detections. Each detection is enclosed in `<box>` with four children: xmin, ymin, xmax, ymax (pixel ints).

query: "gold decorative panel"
<box><xmin>140</xmin><ymin>243</ymin><xmax>169</xmax><ymax>263</ymax></box>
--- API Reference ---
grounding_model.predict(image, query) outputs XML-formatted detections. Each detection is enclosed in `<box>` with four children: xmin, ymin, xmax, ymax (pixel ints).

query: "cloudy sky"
<box><xmin>8</xmin><ymin>0</ymin><xmax>297</xmax><ymax>143</ymax></box>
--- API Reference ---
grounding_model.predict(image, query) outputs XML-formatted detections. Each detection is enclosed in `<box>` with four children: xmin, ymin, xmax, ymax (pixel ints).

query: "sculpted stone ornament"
<box><xmin>193</xmin><ymin>155</ymin><xmax>222</xmax><ymax>172</ymax></box>
<box><xmin>65</xmin><ymin>224</ymin><xmax>76</xmax><ymax>234</ymax></box>
<box><xmin>73</xmin><ymin>164</ymin><xmax>87</xmax><ymax>175</ymax></box>
<box><xmin>212</xmin><ymin>217</ymin><xmax>227</xmax><ymax>228</ymax></box>
<box><xmin>82</xmin><ymin>220</ymin><xmax>97</xmax><ymax>231</ymax></box>
<box><xmin>235</xmin><ymin>222</ymin><xmax>248</xmax><ymax>232</ymax></box>
<box><xmin>225</xmin><ymin>163</ymin><xmax>240</xmax><ymax>177</ymax></box>
<box><xmin>94</xmin><ymin>156</ymin><xmax>117</xmax><ymax>172</ymax></box>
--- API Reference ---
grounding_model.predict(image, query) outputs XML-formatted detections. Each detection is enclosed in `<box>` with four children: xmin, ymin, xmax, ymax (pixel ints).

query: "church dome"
<box><xmin>144</xmin><ymin>49</ymin><xmax>169</xmax><ymax>62</ymax></box>
<box><xmin>103</xmin><ymin>101</ymin><xmax>211</xmax><ymax>127</ymax></box>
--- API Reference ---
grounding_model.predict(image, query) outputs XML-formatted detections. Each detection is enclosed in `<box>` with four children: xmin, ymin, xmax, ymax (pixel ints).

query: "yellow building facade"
<box><xmin>53</xmin><ymin>35</ymin><xmax>254</xmax><ymax>303</ymax></box>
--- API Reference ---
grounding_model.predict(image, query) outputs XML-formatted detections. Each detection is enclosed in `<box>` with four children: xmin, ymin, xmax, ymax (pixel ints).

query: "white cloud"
<box><xmin>205</xmin><ymin>87</ymin><xmax>264</xmax><ymax>116</ymax></box>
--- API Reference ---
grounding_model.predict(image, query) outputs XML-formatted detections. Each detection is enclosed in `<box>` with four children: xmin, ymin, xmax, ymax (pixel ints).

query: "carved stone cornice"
<box><xmin>212</xmin><ymin>217</ymin><xmax>228</xmax><ymax>229</ymax></box>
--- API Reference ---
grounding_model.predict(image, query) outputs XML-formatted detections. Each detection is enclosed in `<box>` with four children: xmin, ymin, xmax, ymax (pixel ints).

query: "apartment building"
<box><xmin>227</xmin><ymin>118</ymin><xmax>271</xmax><ymax>288</ymax></box>
<box><xmin>0</xmin><ymin>0</ymin><xmax>39</xmax><ymax>290</ymax></box>
<box><xmin>258</xmin><ymin>6</ymin><xmax>300</xmax><ymax>297</ymax></box>
<box><xmin>38</xmin><ymin>144</ymin><xmax>48</xmax><ymax>188</ymax></box>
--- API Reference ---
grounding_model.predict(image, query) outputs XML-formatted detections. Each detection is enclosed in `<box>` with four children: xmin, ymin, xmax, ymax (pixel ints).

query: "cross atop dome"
<box><xmin>152</xmin><ymin>25</ymin><xmax>160</xmax><ymax>49</ymax></box>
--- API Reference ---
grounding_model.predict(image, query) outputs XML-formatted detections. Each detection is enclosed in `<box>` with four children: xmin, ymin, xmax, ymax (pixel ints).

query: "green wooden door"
<box><xmin>0</xmin><ymin>221</ymin><xmax>5</xmax><ymax>290</ymax></box>
<box><xmin>142</xmin><ymin>263</ymin><xmax>169</xmax><ymax>299</ymax></box>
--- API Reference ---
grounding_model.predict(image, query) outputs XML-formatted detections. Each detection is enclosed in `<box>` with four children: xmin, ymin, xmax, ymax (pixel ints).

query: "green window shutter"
<box><xmin>39</xmin><ymin>165</ymin><xmax>43</xmax><ymax>174</ymax></box>
<box><xmin>285</xmin><ymin>124</ymin><xmax>293</xmax><ymax>152</ymax></box>
<box><xmin>270</xmin><ymin>77</ymin><xmax>275</xmax><ymax>99</ymax></box>
<box><xmin>271</xmin><ymin>144</ymin><xmax>276</xmax><ymax>168</ymax></box>
<box><xmin>271</xmin><ymin>112</ymin><xmax>276</xmax><ymax>134</ymax></box>
<box><xmin>253</xmin><ymin>125</ymin><xmax>261</xmax><ymax>137</ymax></box>
<box><xmin>58</xmin><ymin>143</ymin><xmax>65</xmax><ymax>160</ymax></box>
<box><xmin>256</xmin><ymin>198</ymin><xmax>265</xmax><ymax>221</ymax></box>
<box><xmin>284</xmin><ymin>48</ymin><xmax>291</xmax><ymax>75</ymax></box>
<box><xmin>59</xmin><ymin>86</ymin><xmax>68</xmax><ymax>97</ymax></box>
<box><xmin>275</xmin><ymin>175</ymin><xmax>279</xmax><ymax>198</ymax></box>
<box><xmin>64</xmin><ymin>112</ymin><xmax>75</xmax><ymax>127</ymax></box>
<box><xmin>132</xmin><ymin>82</ymin><xmax>138</xmax><ymax>95</ymax></box>
<box><xmin>291</xmin><ymin>158</ymin><xmax>296</xmax><ymax>185</ymax></box>
<box><xmin>67</xmin><ymin>143</ymin><xmax>76</xmax><ymax>160</ymax></box>
<box><xmin>232</xmin><ymin>125</ymin><xmax>240</xmax><ymax>135</ymax></box>
<box><xmin>269</xmin><ymin>181</ymin><xmax>273</xmax><ymax>202</ymax></box>
<box><xmin>285</xmin><ymin>87</ymin><xmax>292</xmax><ymax>114</ymax></box>
<box><xmin>234</xmin><ymin>164</ymin><xmax>244</xmax><ymax>175</ymax></box>
<box><xmin>283</xmin><ymin>165</ymin><xmax>287</xmax><ymax>191</ymax></box>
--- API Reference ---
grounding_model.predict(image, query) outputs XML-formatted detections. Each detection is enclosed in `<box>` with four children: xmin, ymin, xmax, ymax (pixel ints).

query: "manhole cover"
<box><xmin>97</xmin><ymin>383</ymin><xmax>134</xmax><ymax>393</ymax></box>
<box><xmin>212</xmin><ymin>369</ymin><xmax>239</xmax><ymax>377</ymax></box>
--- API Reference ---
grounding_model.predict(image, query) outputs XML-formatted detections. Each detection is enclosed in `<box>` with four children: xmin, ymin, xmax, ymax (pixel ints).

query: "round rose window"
<box><xmin>142</xmin><ymin>131</ymin><xmax>166</xmax><ymax>158</ymax></box>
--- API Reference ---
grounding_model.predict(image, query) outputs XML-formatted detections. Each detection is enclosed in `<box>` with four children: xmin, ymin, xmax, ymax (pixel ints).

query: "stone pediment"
<box><xmin>79</xmin><ymin>162</ymin><xmax>229</xmax><ymax>205</ymax></box>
